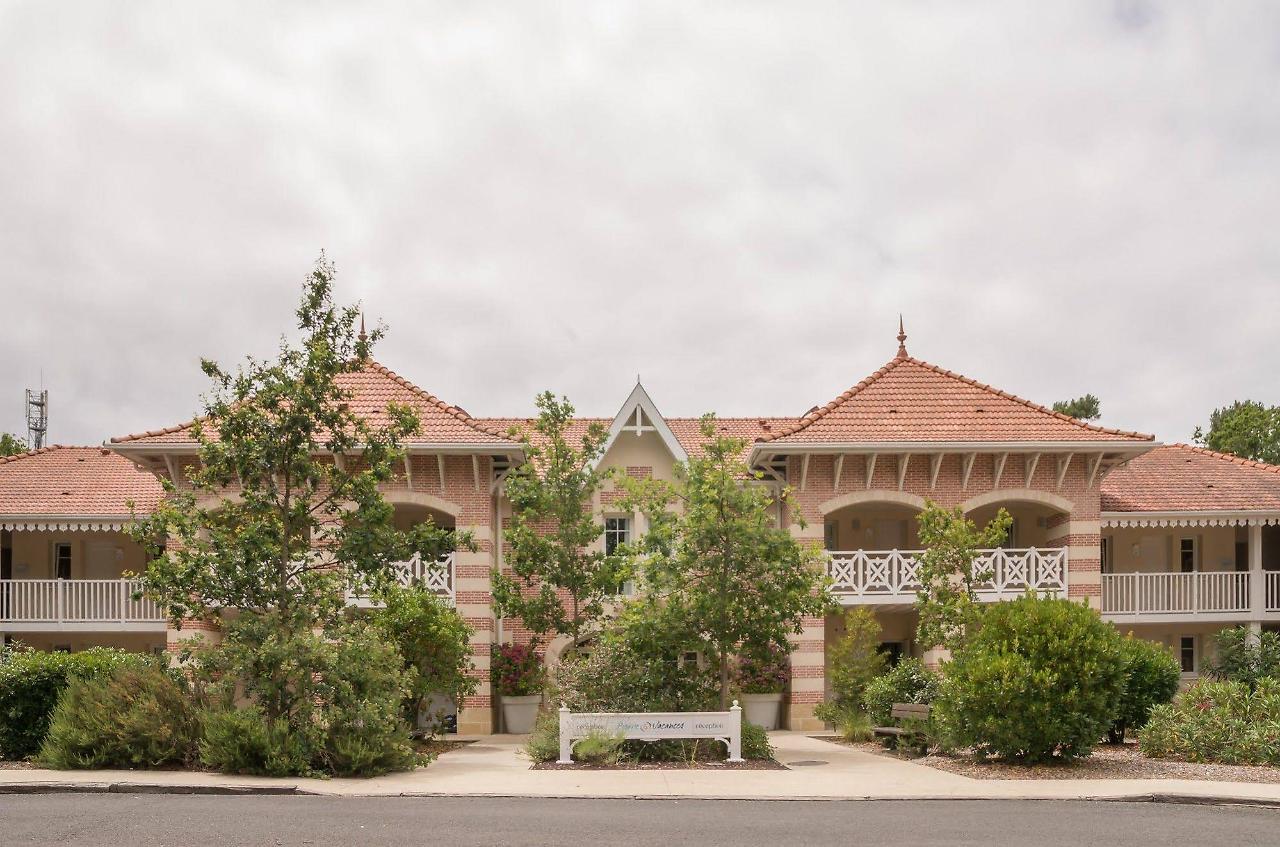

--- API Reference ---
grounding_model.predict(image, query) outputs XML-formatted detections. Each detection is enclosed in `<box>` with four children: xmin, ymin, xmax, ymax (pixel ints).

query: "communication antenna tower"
<box><xmin>25</xmin><ymin>389</ymin><xmax>48</xmax><ymax>450</ymax></box>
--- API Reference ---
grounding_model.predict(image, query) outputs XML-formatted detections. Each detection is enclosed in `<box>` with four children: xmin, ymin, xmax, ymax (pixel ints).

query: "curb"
<box><xmin>3</xmin><ymin>783</ymin><xmax>1280</xmax><ymax>807</ymax></box>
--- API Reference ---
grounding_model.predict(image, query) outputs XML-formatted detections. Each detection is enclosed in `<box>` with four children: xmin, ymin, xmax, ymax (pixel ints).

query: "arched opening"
<box><xmin>960</xmin><ymin>491</ymin><xmax>1072</xmax><ymax>549</ymax></box>
<box><xmin>820</xmin><ymin>492</ymin><xmax>927</xmax><ymax>552</ymax></box>
<box><xmin>391</xmin><ymin>501</ymin><xmax>455</xmax><ymax>534</ymax></box>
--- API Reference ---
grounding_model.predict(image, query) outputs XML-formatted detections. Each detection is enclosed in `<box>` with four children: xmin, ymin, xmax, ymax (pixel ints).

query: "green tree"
<box><xmin>824</xmin><ymin>607</ymin><xmax>887</xmax><ymax>709</ymax></box>
<box><xmin>492</xmin><ymin>392</ymin><xmax>630</xmax><ymax>646</ymax></box>
<box><xmin>621</xmin><ymin>415</ymin><xmax>833</xmax><ymax>709</ymax></box>
<box><xmin>129</xmin><ymin>256</ymin><xmax>462</xmax><ymax>743</ymax></box>
<box><xmin>914</xmin><ymin>501</ymin><xmax>1012</xmax><ymax>652</ymax></box>
<box><xmin>1194</xmin><ymin>400</ymin><xmax>1280</xmax><ymax>465</ymax></box>
<box><xmin>1052</xmin><ymin>394</ymin><xmax>1101</xmax><ymax>421</ymax></box>
<box><xmin>0</xmin><ymin>433</ymin><xmax>27</xmax><ymax>457</ymax></box>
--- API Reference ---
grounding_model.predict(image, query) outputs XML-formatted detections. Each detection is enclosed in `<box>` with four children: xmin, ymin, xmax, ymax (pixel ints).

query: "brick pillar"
<box><xmin>787</xmin><ymin>520</ymin><xmax>826</xmax><ymax>730</ymax></box>
<box><xmin>1052</xmin><ymin>515</ymin><xmax>1101</xmax><ymax>610</ymax></box>
<box><xmin>454</xmin><ymin>526</ymin><xmax>494</xmax><ymax>735</ymax></box>
<box><xmin>166</xmin><ymin>617</ymin><xmax>221</xmax><ymax>659</ymax></box>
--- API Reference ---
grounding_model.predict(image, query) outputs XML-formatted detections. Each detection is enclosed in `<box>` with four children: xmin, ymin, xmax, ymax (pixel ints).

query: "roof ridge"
<box><xmin>759</xmin><ymin>354</ymin><xmax>1154</xmax><ymax>444</ymax></box>
<box><xmin>110</xmin><ymin>419</ymin><xmax>201</xmax><ymax>444</ymax></box>
<box><xmin>1167</xmin><ymin>442</ymin><xmax>1280</xmax><ymax>476</ymax></box>
<box><xmin>0</xmin><ymin>444</ymin><xmax>69</xmax><ymax>466</ymax></box>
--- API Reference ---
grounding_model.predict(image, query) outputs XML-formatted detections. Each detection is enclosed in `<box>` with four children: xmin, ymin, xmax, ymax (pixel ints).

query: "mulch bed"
<box><xmin>533</xmin><ymin>759</ymin><xmax>785</xmax><ymax>771</ymax></box>
<box><xmin>0</xmin><ymin>760</ymin><xmax>35</xmax><ymax>770</ymax></box>
<box><xmin>415</xmin><ymin>738</ymin><xmax>474</xmax><ymax>757</ymax></box>
<box><xmin>835</xmin><ymin>738</ymin><xmax>1280</xmax><ymax>784</ymax></box>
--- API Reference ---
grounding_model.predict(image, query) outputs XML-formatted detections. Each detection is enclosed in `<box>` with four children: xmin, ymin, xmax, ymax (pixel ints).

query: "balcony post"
<box><xmin>1250</xmin><ymin>523</ymin><xmax>1265</xmax><ymax>624</ymax></box>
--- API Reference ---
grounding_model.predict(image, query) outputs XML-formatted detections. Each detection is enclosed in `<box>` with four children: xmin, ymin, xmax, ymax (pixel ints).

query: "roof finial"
<box><xmin>895</xmin><ymin>314</ymin><xmax>908</xmax><ymax>359</ymax></box>
<box><xmin>358</xmin><ymin>312</ymin><xmax>368</xmax><ymax>345</ymax></box>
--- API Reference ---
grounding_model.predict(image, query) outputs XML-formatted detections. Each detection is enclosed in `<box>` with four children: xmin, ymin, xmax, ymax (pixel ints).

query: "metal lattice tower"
<box><xmin>25</xmin><ymin>389</ymin><xmax>47</xmax><ymax>450</ymax></box>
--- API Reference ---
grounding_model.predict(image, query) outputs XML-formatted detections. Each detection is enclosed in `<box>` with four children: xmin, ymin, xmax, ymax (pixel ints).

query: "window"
<box><xmin>1179</xmin><ymin>538</ymin><xmax>1197</xmax><ymax>573</ymax></box>
<box><xmin>1100</xmin><ymin>537</ymin><xmax>1112</xmax><ymax>575</ymax></box>
<box><xmin>53</xmin><ymin>543</ymin><xmax>72</xmax><ymax>580</ymax></box>
<box><xmin>603</xmin><ymin>517</ymin><xmax>631</xmax><ymax>556</ymax></box>
<box><xmin>823</xmin><ymin>520</ymin><xmax>839</xmax><ymax>551</ymax></box>
<box><xmin>1179</xmin><ymin>636</ymin><xmax>1196</xmax><ymax>674</ymax></box>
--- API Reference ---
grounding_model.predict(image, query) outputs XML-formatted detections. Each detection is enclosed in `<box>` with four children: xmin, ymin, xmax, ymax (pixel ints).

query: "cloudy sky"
<box><xmin>1</xmin><ymin>2</ymin><xmax>1276</xmax><ymax>446</ymax></box>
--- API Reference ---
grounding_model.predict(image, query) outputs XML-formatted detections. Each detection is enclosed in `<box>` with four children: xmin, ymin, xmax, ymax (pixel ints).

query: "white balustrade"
<box><xmin>0</xmin><ymin>579</ymin><xmax>162</xmax><ymax>624</ymax></box>
<box><xmin>1101</xmin><ymin>571</ymin><xmax>1251</xmax><ymax>617</ymax></box>
<box><xmin>347</xmin><ymin>552</ymin><xmax>456</xmax><ymax>607</ymax></box>
<box><xmin>1268</xmin><ymin>572</ymin><xmax>1280</xmax><ymax>614</ymax></box>
<box><xmin>825</xmin><ymin>548</ymin><xmax>1067</xmax><ymax>602</ymax></box>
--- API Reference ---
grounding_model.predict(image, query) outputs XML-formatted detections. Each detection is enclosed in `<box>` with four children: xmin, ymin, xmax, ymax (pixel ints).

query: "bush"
<box><xmin>0</xmin><ymin>646</ymin><xmax>154</xmax><ymax>760</ymax></box>
<box><xmin>823</xmin><ymin>608</ymin><xmax>887</xmax><ymax>709</ymax></box>
<box><xmin>39</xmin><ymin>664</ymin><xmax>200</xmax><ymax>770</ymax></box>
<box><xmin>734</xmin><ymin>643</ymin><xmax>790</xmax><ymax>694</ymax></box>
<box><xmin>525</xmin><ymin>709</ymin><xmax>563</xmax><ymax>764</ymax></box>
<box><xmin>1140</xmin><ymin>679</ymin><xmax>1280</xmax><ymax>765</ymax></box>
<box><xmin>814</xmin><ymin>701</ymin><xmax>873</xmax><ymax>742</ymax></box>
<box><xmin>197</xmin><ymin>615</ymin><xmax>418</xmax><ymax>777</ymax></box>
<box><xmin>492</xmin><ymin>643</ymin><xmax>545</xmax><ymax>697</ymax></box>
<box><xmin>1206</xmin><ymin>627</ymin><xmax>1280</xmax><ymax>689</ymax></box>
<box><xmin>1110</xmin><ymin>636</ymin><xmax>1181</xmax><ymax>743</ymax></box>
<box><xmin>863</xmin><ymin>659</ymin><xmax>941</xmax><ymax>726</ymax></box>
<box><xmin>741</xmin><ymin>720</ymin><xmax>773</xmax><ymax>760</ymax></box>
<box><xmin>370</xmin><ymin>585</ymin><xmax>476</xmax><ymax>733</ymax></box>
<box><xmin>574</xmin><ymin>730</ymin><xmax>625</xmax><ymax>765</ymax></box>
<box><xmin>934</xmin><ymin>595</ymin><xmax>1126</xmax><ymax>763</ymax></box>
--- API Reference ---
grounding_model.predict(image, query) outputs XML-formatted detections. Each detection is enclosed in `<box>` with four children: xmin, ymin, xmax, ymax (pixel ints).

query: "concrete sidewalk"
<box><xmin>3</xmin><ymin>732</ymin><xmax>1280</xmax><ymax>805</ymax></box>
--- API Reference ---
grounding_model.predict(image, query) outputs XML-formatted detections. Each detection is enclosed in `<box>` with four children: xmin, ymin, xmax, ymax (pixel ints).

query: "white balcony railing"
<box><xmin>1269</xmin><ymin>572</ymin><xmax>1280</xmax><ymax>614</ymax></box>
<box><xmin>825</xmin><ymin>547</ymin><xmax>1067</xmax><ymax>602</ymax></box>
<box><xmin>348</xmin><ymin>552</ymin><xmax>456</xmax><ymax>607</ymax></box>
<box><xmin>1102</xmin><ymin>571</ymin><xmax>1251</xmax><ymax>618</ymax></box>
<box><xmin>0</xmin><ymin>579</ymin><xmax>164</xmax><ymax>626</ymax></box>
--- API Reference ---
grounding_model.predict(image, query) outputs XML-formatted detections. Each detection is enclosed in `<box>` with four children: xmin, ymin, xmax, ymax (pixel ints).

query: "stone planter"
<box><xmin>740</xmin><ymin>692</ymin><xmax>784</xmax><ymax>730</ymax></box>
<box><xmin>501</xmin><ymin>694</ymin><xmax>542</xmax><ymax>734</ymax></box>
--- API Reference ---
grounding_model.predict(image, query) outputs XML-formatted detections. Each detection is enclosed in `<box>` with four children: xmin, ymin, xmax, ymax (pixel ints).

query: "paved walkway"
<box><xmin>4</xmin><ymin>733</ymin><xmax>1280</xmax><ymax>804</ymax></box>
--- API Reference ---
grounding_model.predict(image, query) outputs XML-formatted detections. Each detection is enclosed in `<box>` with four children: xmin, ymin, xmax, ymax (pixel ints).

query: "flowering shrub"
<box><xmin>492</xmin><ymin>643</ymin><xmax>544</xmax><ymax>697</ymax></box>
<box><xmin>1140</xmin><ymin>679</ymin><xmax>1280</xmax><ymax>765</ymax></box>
<box><xmin>735</xmin><ymin>643</ymin><xmax>791</xmax><ymax>694</ymax></box>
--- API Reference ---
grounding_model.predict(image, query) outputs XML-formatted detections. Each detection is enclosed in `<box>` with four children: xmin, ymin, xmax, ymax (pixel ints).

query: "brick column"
<box><xmin>787</xmin><ymin>520</ymin><xmax>826</xmax><ymax>730</ymax></box>
<box><xmin>1051</xmin><ymin>515</ymin><xmax>1101</xmax><ymax>610</ymax></box>
<box><xmin>454</xmin><ymin>526</ymin><xmax>494</xmax><ymax>735</ymax></box>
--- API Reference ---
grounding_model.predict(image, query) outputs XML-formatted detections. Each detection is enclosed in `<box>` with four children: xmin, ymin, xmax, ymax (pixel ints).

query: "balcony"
<box><xmin>1101</xmin><ymin>571</ymin><xmax>1277</xmax><ymax>623</ymax></box>
<box><xmin>825</xmin><ymin>547</ymin><xmax>1067</xmax><ymax>605</ymax></box>
<box><xmin>0</xmin><ymin>579</ymin><xmax>165</xmax><ymax>632</ymax></box>
<box><xmin>347</xmin><ymin>552</ymin><xmax>456</xmax><ymax>607</ymax></box>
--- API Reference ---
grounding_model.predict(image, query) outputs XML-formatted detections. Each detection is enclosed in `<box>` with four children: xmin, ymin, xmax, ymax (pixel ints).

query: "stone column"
<box><xmin>1250</xmin><ymin>523</ymin><xmax>1265</xmax><ymax>628</ymax></box>
<box><xmin>1050</xmin><ymin>515</ymin><xmax>1101</xmax><ymax>610</ymax></box>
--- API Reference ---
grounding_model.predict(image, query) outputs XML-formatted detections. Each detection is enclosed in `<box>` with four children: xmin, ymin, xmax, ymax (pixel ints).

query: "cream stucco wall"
<box><xmin>1104</xmin><ymin>526</ymin><xmax>1244</xmax><ymax>574</ymax></box>
<box><xmin>5</xmin><ymin>530</ymin><xmax>147</xmax><ymax>581</ymax></box>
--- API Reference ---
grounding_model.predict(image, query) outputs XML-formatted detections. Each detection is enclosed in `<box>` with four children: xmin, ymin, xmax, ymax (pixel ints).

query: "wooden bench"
<box><xmin>873</xmin><ymin>703</ymin><xmax>931</xmax><ymax>750</ymax></box>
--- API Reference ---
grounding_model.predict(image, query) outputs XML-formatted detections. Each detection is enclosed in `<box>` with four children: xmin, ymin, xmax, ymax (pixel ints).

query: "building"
<box><xmin>2</xmin><ymin>330</ymin><xmax>1278</xmax><ymax>733</ymax></box>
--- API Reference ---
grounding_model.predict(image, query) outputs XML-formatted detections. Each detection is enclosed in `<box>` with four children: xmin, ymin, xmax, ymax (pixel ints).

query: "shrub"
<box><xmin>574</xmin><ymin>730</ymin><xmax>625</xmax><ymax>765</ymax></box>
<box><xmin>741</xmin><ymin>720</ymin><xmax>774</xmax><ymax>760</ymax></box>
<box><xmin>492</xmin><ymin>643</ymin><xmax>545</xmax><ymax>697</ymax></box>
<box><xmin>934</xmin><ymin>595</ymin><xmax>1125</xmax><ymax>763</ymax></box>
<box><xmin>525</xmin><ymin>709</ymin><xmax>562</xmax><ymax>763</ymax></box>
<box><xmin>370</xmin><ymin>585</ymin><xmax>476</xmax><ymax>733</ymax></box>
<box><xmin>814</xmin><ymin>701</ymin><xmax>873</xmax><ymax>742</ymax></box>
<box><xmin>735</xmin><ymin>643</ymin><xmax>790</xmax><ymax>694</ymax></box>
<box><xmin>0</xmin><ymin>646</ymin><xmax>154</xmax><ymax>760</ymax></box>
<box><xmin>197</xmin><ymin>615</ymin><xmax>417</xmax><ymax>777</ymax></box>
<box><xmin>1110</xmin><ymin>636</ymin><xmax>1181</xmax><ymax>742</ymax></box>
<box><xmin>1206</xmin><ymin>627</ymin><xmax>1280</xmax><ymax>690</ymax></box>
<box><xmin>1140</xmin><ymin>679</ymin><xmax>1280</xmax><ymax>765</ymax></box>
<box><xmin>863</xmin><ymin>659</ymin><xmax>941</xmax><ymax>726</ymax></box>
<box><xmin>822</xmin><ymin>608</ymin><xmax>886</xmax><ymax>709</ymax></box>
<box><xmin>38</xmin><ymin>664</ymin><xmax>200</xmax><ymax>770</ymax></box>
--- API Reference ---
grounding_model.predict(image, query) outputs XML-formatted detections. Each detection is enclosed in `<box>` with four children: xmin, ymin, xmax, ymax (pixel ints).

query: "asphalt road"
<box><xmin>1</xmin><ymin>795</ymin><xmax>1278</xmax><ymax>846</ymax></box>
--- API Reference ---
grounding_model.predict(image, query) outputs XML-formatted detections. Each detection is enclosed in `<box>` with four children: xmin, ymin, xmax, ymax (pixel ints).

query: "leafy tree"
<box><xmin>1194</xmin><ymin>400</ymin><xmax>1280</xmax><ymax>465</ymax></box>
<box><xmin>621</xmin><ymin>415</ymin><xmax>833</xmax><ymax>709</ymax></box>
<box><xmin>0</xmin><ymin>433</ymin><xmax>27</xmax><ymax>457</ymax></box>
<box><xmin>1206</xmin><ymin>626</ymin><xmax>1280</xmax><ymax>690</ymax></box>
<box><xmin>1052</xmin><ymin>394</ymin><xmax>1101</xmax><ymax>421</ymax></box>
<box><xmin>824</xmin><ymin>607</ymin><xmax>887</xmax><ymax>709</ymax></box>
<box><xmin>914</xmin><ymin>501</ymin><xmax>1012</xmax><ymax>652</ymax></box>
<box><xmin>493</xmin><ymin>392</ymin><xmax>630</xmax><ymax>646</ymax></box>
<box><xmin>370</xmin><ymin>584</ymin><xmax>477</xmax><ymax>734</ymax></box>
<box><xmin>128</xmin><ymin>256</ymin><xmax>463</xmax><ymax>761</ymax></box>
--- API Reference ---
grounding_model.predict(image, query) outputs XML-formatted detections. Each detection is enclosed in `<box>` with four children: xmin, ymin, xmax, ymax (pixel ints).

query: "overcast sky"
<box><xmin>1</xmin><ymin>2</ymin><xmax>1276</xmax><ymax>447</ymax></box>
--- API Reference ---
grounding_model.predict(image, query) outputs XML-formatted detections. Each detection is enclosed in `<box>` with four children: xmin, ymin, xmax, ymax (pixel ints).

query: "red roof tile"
<box><xmin>111</xmin><ymin>360</ymin><xmax>516</xmax><ymax>448</ymax></box>
<box><xmin>1102</xmin><ymin>444</ymin><xmax>1280</xmax><ymax>513</ymax></box>
<box><xmin>0</xmin><ymin>446</ymin><xmax>163</xmax><ymax>518</ymax></box>
<box><xmin>760</xmin><ymin>355</ymin><xmax>1155</xmax><ymax>444</ymax></box>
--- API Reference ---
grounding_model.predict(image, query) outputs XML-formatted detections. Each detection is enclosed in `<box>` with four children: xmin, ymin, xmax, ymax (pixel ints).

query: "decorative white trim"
<box><xmin>1055</xmin><ymin>453</ymin><xmax>1072</xmax><ymax>490</ymax></box>
<box><xmin>992</xmin><ymin>453</ymin><xmax>1008</xmax><ymax>488</ymax></box>
<box><xmin>833</xmin><ymin>454</ymin><xmax>844</xmax><ymax>491</ymax></box>
<box><xmin>961</xmin><ymin>452</ymin><xmax>977</xmax><ymax>490</ymax></box>
<box><xmin>592</xmin><ymin>382</ymin><xmax>688</xmax><ymax>470</ymax></box>
<box><xmin>0</xmin><ymin>519</ymin><xmax>131</xmax><ymax>532</ymax></box>
<box><xmin>864</xmin><ymin>453</ymin><xmax>878</xmax><ymax>489</ymax></box>
<box><xmin>1102</xmin><ymin>511</ymin><xmax>1280</xmax><ymax>528</ymax></box>
<box><xmin>896</xmin><ymin>453</ymin><xmax>910</xmax><ymax>491</ymax></box>
<box><xmin>928</xmin><ymin>452</ymin><xmax>943</xmax><ymax>490</ymax></box>
<box><xmin>1024</xmin><ymin>452</ymin><xmax>1041</xmax><ymax>487</ymax></box>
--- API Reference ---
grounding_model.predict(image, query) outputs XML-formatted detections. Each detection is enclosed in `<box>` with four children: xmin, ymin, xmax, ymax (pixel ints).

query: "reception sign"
<box><xmin>557</xmin><ymin>702</ymin><xmax>743</xmax><ymax>763</ymax></box>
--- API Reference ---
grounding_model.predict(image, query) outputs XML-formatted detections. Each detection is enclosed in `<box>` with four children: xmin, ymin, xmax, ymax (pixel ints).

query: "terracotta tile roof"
<box><xmin>111</xmin><ymin>360</ymin><xmax>517</xmax><ymax>448</ymax></box>
<box><xmin>0</xmin><ymin>446</ymin><xmax>164</xmax><ymax>517</ymax></box>
<box><xmin>760</xmin><ymin>354</ymin><xmax>1155</xmax><ymax>445</ymax></box>
<box><xmin>1102</xmin><ymin>444</ymin><xmax>1280</xmax><ymax>513</ymax></box>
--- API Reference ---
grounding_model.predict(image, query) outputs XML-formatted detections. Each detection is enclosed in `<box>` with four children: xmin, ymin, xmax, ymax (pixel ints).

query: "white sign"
<box><xmin>557</xmin><ymin>702</ymin><xmax>743</xmax><ymax>764</ymax></box>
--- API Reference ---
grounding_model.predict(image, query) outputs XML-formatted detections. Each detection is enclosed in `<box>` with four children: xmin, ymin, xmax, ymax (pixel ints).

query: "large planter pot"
<box><xmin>740</xmin><ymin>692</ymin><xmax>784</xmax><ymax>730</ymax></box>
<box><xmin>501</xmin><ymin>694</ymin><xmax>542</xmax><ymax>734</ymax></box>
